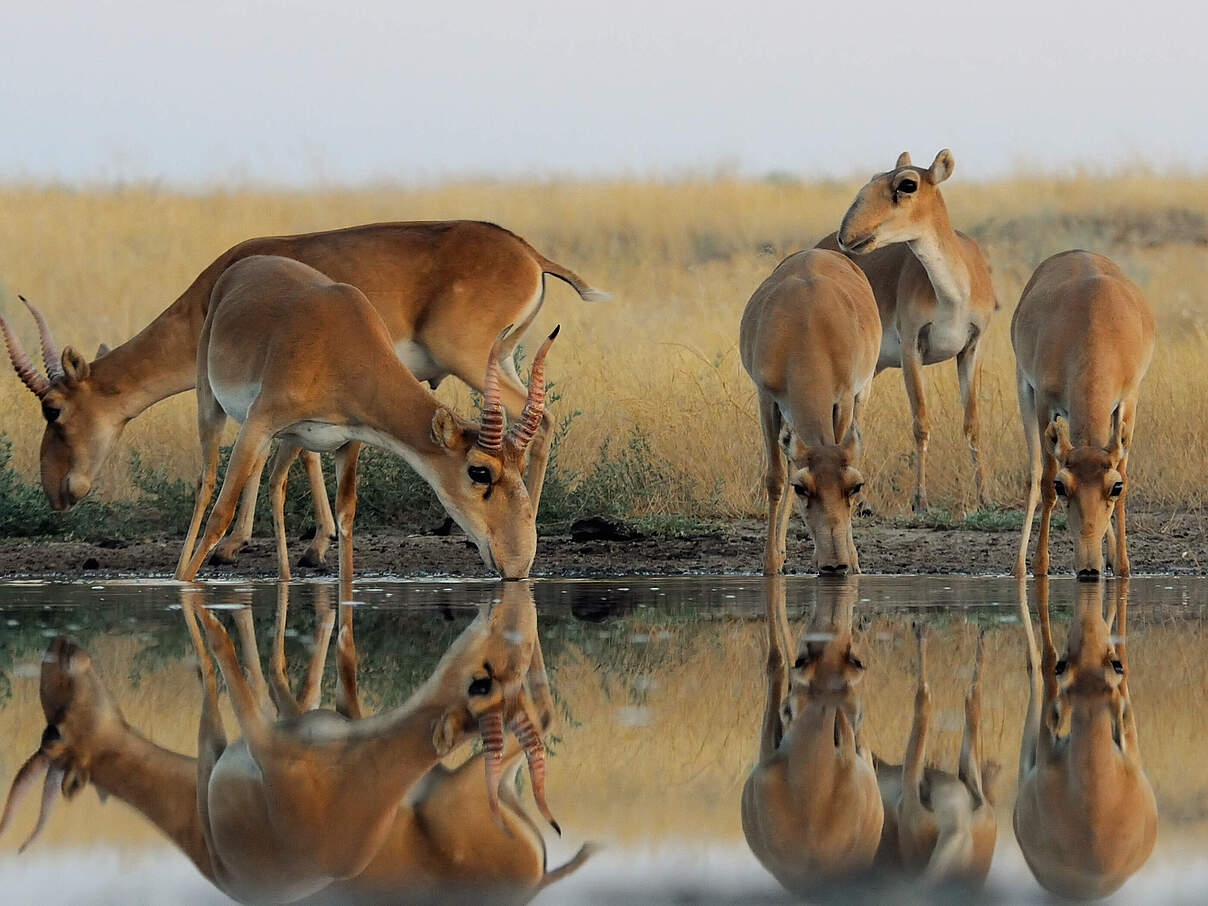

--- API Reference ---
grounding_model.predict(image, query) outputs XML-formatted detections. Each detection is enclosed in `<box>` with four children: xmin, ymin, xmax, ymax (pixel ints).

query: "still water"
<box><xmin>0</xmin><ymin>576</ymin><xmax>1204</xmax><ymax>904</ymax></box>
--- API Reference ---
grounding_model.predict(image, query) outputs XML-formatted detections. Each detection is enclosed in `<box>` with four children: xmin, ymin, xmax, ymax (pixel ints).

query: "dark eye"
<box><xmin>848</xmin><ymin>653</ymin><xmax>864</xmax><ymax>670</ymax></box>
<box><xmin>1054</xmin><ymin>480</ymin><xmax>1067</xmax><ymax>498</ymax></box>
<box><xmin>467</xmin><ymin>465</ymin><xmax>491</xmax><ymax>485</ymax></box>
<box><xmin>1054</xmin><ymin>658</ymin><xmax>1068</xmax><ymax>676</ymax></box>
<box><xmin>1110</xmin><ymin>481</ymin><xmax>1123</xmax><ymax>498</ymax></box>
<box><xmin>792</xmin><ymin>484</ymin><xmax>808</xmax><ymax>498</ymax></box>
<box><xmin>1111</xmin><ymin>659</ymin><xmax>1124</xmax><ymax>675</ymax></box>
<box><xmin>895</xmin><ymin>178</ymin><xmax>918</xmax><ymax>195</ymax></box>
<box><xmin>467</xmin><ymin>675</ymin><xmax>492</xmax><ymax>696</ymax></box>
<box><xmin>793</xmin><ymin>655</ymin><xmax>809</xmax><ymax>669</ymax></box>
<box><xmin>848</xmin><ymin>482</ymin><xmax>864</xmax><ymax>497</ymax></box>
<box><xmin>42</xmin><ymin>404</ymin><xmax>60</xmax><ymax>423</ymax></box>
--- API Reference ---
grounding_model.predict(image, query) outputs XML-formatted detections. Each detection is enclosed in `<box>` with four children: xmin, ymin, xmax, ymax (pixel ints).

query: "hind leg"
<box><xmin>334</xmin><ymin>443</ymin><xmax>362</xmax><ymax>603</ymax></box>
<box><xmin>295</xmin><ymin>587</ymin><xmax>335</xmax><ymax>712</ymax></box>
<box><xmin>958</xmin><ymin>629</ymin><xmax>987</xmax><ymax>801</ymax></box>
<box><xmin>210</xmin><ymin>448</ymin><xmax>270</xmax><ymax>565</ymax></box>
<box><xmin>265</xmin><ymin>443</ymin><xmax>301</xmax><ymax>580</ymax></box>
<box><xmin>298</xmin><ymin>452</ymin><xmax>337</xmax><ymax>568</ymax></box>
<box><xmin>336</xmin><ymin>602</ymin><xmax>363</xmax><ymax>720</ymax></box>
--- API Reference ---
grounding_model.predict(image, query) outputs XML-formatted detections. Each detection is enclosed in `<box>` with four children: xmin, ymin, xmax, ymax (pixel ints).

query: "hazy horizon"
<box><xmin>4</xmin><ymin>1</ymin><xmax>1206</xmax><ymax>187</ymax></box>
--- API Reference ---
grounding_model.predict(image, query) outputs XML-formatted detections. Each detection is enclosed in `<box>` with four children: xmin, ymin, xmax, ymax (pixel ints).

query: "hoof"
<box><xmin>297</xmin><ymin>549</ymin><xmax>327</xmax><ymax>569</ymax></box>
<box><xmin>208</xmin><ymin>546</ymin><xmax>242</xmax><ymax>566</ymax></box>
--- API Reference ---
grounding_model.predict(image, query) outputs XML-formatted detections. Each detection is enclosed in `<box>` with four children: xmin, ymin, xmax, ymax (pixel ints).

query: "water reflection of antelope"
<box><xmin>1013</xmin><ymin>578</ymin><xmax>1156</xmax><ymax>899</ymax></box>
<box><xmin>741</xmin><ymin>577</ymin><xmax>883</xmax><ymax>893</ymax></box>
<box><xmin>873</xmin><ymin>625</ymin><xmax>998</xmax><ymax>890</ymax></box>
<box><xmin>1</xmin><ymin>582</ymin><xmax>591</xmax><ymax>903</ymax></box>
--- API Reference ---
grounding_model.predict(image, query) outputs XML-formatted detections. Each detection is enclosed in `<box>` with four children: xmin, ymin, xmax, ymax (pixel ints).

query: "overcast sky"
<box><xmin>3</xmin><ymin>0</ymin><xmax>1205</xmax><ymax>185</ymax></box>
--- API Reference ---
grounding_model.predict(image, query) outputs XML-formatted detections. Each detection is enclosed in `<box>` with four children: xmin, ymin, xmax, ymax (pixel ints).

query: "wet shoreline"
<box><xmin>1</xmin><ymin>513</ymin><xmax>1202</xmax><ymax>580</ymax></box>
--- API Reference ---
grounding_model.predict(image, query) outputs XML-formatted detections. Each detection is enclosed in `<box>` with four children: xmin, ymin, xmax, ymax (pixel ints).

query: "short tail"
<box><xmin>535</xmin><ymin>253</ymin><xmax>611</xmax><ymax>301</ymax></box>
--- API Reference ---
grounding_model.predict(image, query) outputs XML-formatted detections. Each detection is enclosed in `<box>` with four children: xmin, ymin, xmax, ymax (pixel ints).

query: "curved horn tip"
<box><xmin>547</xmin><ymin>324</ymin><xmax>561</xmax><ymax>341</ymax></box>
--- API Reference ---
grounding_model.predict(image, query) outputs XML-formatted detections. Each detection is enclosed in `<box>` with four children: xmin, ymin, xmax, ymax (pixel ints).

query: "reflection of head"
<box><xmin>1055</xmin><ymin>581</ymin><xmax>1126</xmax><ymax>708</ymax></box>
<box><xmin>786</xmin><ymin>578</ymin><xmax>865</xmax><ymax>721</ymax></box>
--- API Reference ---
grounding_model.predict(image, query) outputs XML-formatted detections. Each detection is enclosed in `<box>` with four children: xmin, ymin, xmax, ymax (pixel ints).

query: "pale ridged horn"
<box><xmin>506</xmin><ymin>325</ymin><xmax>559</xmax><ymax>452</ymax></box>
<box><xmin>18</xmin><ymin>764</ymin><xmax>64</xmax><ymax>854</ymax></box>
<box><xmin>510</xmin><ymin>705</ymin><xmax>560</xmax><ymax>835</ymax></box>
<box><xmin>480</xmin><ymin>709</ymin><xmax>506</xmax><ymax>829</ymax></box>
<box><xmin>477</xmin><ymin>325</ymin><xmax>513</xmax><ymax>453</ymax></box>
<box><xmin>19</xmin><ymin>296</ymin><xmax>63</xmax><ymax>381</ymax></box>
<box><xmin>0</xmin><ymin>311</ymin><xmax>50</xmax><ymax>397</ymax></box>
<box><xmin>0</xmin><ymin>750</ymin><xmax>49</xmax><ymax>838</ymax></box>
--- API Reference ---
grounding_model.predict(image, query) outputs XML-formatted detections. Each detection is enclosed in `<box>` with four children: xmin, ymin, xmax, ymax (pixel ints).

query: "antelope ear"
<box><xmin>62</xmin><ymin>765</ymin><xmax>89</xmax><ymax>799</ymax></box>
<box><xmin>61</xmin><ymin>346</ymin><xmax>90</xmax><ymax>384</ymax></box>
<box><xmin>895</xmin><ymin>151</ymin><xmax>912</xmax><ymax>168</ymax></box>
<box><xmin>1105</xmin><ymin>408</ymin><xmax>1124</xmax><ymax>464</ymax></box>
<box><xmin>95</xmin><ymin>342</ymin><xmax>111</xmax><ymax>358</ymax></box>
<box><xmin>928</xmin><ymin>149</ymin><xmax>954</xmax><ymax>184</ymax></box>
<box><xmin>841</xmin><ymin>424</ymin><xmax>861</xmax><ymax>459</ymax></box>
<box><xmin>431</xmin><ymin>408</ymin><xmax>467</xmax><ymax>450</ymax></box>
<box><xmin>1044</xmin><ymin>418</ymin><xmax>1073</xmax><ymax>460</ymax></box>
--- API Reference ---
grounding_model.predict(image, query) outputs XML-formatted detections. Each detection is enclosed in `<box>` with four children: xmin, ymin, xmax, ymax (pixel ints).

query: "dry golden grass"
<box><xmin>1</xmin><ymin>173</ymin><xmax>1207</xmax><ymax>516</ymax></box>
<box><xmin>1</xmin><ymin>609</ymin><xmax>1204</xmax><ymax>851</ymax></box>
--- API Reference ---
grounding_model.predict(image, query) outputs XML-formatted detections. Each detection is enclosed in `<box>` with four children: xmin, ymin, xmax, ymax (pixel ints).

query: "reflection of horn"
<box><xmin>19</xmin><ymin>763</ymin><xmax>64</xmax><ymax>854</ymax></box>
<box><xmin>506</xmin><ymin>326</ymin><xmax>559</xmax><ymax>452</ymax></box>
<box><xmin>0</xmin><ymin>750</ymin><xmax>49</xmax><ymax>837</ymax></box>
<box><xmin>478</xmin><ymin>326</ymin><xmax>512</xmax><ymax>453</ymax></box>
<box><xmin>19</xmin><ymin>296</ymin><xmax>64</xmax><ymax>381</ymax></box>
<box><xmin>510</xmin><ymin>705</ymin><xmax>561</xmax><ymax>835</ymax></box>
<box><xmin>0</xmin><ymin>311</ymin><xmax>50</xmax><ymax>397</ymax></box>
<box><xmin>481</xmin><ymin>709</ymin><xmax>505</xmax><ymax>828</ymax></box>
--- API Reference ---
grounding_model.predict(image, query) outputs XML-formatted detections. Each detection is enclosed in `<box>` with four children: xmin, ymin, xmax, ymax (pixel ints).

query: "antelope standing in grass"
<box><xmin>1013</xmin><ymin>578</ymin><xmax>1156</xmax><ymax>899</ymax></box>
<box><xmin>741</xmin><ymin>576</ymin><xmax>884</xmax><ymax>893</ymax></box>
<box><xmin>740</xmin><ymin>249</ymin><xmax>880</xmax><ymax>575</ymax></box>
<box><xmin>0</xmin><ymin>582</ymin><xmax>592</xmax><ymax>903</ymax></box>
<box><xmin>1012</xmin><ymin>251</ymin><xmax>1155</xmax><ymax>579</ymax></box>
<box><xmin>175</xmin><ymin>255</ymin><xmax>556</xmax><ymax>584</ymax></box>
<box><xmin>818</xmin><ymin>149</ymin><xmax>997</xmax><ymax>512</ymax></box>
<box><xmin>874</xmin><ymin>626</ymin><xmax>997</xmax><ymax>889</ymax></box>
<box><xmin>0</xmin><ymin>220</ymin><xmax>605</xmax><ymax>567</ymax></box>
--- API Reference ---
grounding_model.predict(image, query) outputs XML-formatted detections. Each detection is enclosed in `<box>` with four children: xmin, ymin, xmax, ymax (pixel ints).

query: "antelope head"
<box><xmin>784</xmin><ymin>578</ymin><xmax>866</xmax><ymax>729</ymax></box>
<box><xmin>1048</xmin><ymin>581</ymin><xmax>1127</xmax><ymax>736</ymax></box>
<box><xmin>430</xmin><ymin>581</ymin><xmax>560</xmax><ymax>834</ymax></box>
<box><xmin>837</xmin><ymin>149</ymin><xmax>955</xmax><ymax>254</ymax></box>
<box><xmin>1</xmin><ymin>299</ymin><xmax>119</xmax><ymax>510</ymax></box>
<box><xmin>1045</xmin><ymin>415</ymin><xmax>1125</xmax><ymax>579</ymax></box>
<box><xmin>427</xmin><ymin>326</ymin><xmax>557</xmax><ymax>579</ymax></box>
<box><xmin>782</xmin><ymin>426</ymin><xmax>864</xmax><ymax>574</ymax></box>
<box><xmin>1</xmin><ymin>637</ymin><xmax>126</xmax><ymax>852</ymax></box>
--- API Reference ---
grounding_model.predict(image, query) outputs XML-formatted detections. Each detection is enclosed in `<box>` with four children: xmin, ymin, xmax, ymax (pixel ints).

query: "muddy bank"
<box><xmin>0</xmin><ymin>513</ymin><xmax>1203</xmax><ymax>579</ymax></box>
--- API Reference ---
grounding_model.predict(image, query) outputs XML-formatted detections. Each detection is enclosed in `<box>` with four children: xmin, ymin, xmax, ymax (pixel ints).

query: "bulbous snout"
<box><xmin>42</xmin><ymin>472</ymin><xmax>90</xmax><ymax>511</ymax></box>
<box><xmin>479</xmin><ymin>525</ymin><xmax>537</xmax><ymax>580</ymax></box>
<box><xmin>820</xmin><ymin>563</ymin><xmax>850</xmax><ymax>577</ymax></box>
<box><xmin>1077</xmin><ymin>567</ymin><xmax>1101</xmax><ymax>582</ymax></box>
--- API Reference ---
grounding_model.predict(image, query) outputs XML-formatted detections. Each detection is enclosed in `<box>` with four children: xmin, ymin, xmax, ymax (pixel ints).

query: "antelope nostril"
<box><xmin>820</xmin><ymin>564</ymin><xmax>849</xmax><ymax>575</ymax></box>
<box><xmin>1076</xmin><ymin>568</ymin><xmax>1101</xmax><ymax>582</ymax></box>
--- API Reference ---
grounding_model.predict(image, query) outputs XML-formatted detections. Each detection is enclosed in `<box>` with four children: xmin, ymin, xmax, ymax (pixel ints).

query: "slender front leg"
<box><xmin>268</xmin><ymin>583</ymin><xmax>300</xmax><ymax>718</ymax></box>
<box><xmin>956</xmin><ymin>339</ymin><xmax>989</xmax><ymax>509</ymax></box>
<box><xmin>334</xmin><ymin>442</ymin><xmax>362</xmax><ymax>602</ymax></box>
<box><xmin>296</xmin><ymin>589</ymin><xmax>335</xmax><ymax>712</ymax></box>
<box><xmin>209</xmin><ymin>448</ymin><xmax>270</xmax><ymax>565</ymax></box>
<box><xmin>759</xmin><ymin>577</ymin><xmax>790</xmax><ymax>760</ymax></box>
<box><xmin>958</xmin><ymin>629</ymin><xmax>986</xmax><ymax>799</ymax></box>
<box><xmin>180</xmin><ymin>415</ymin><xmax>275</xmax><ymax>581</ymax></box>
<box><xmin>176</xmin><ymin>403</ymin><xmax>225</xmax><ymax>580</ymax></box>
<box><xmin>298</xmin><ymin>452</ymin><xmax>337</xmax><ymax>568</ymax></box>
<box><xmin>1014</xmin><ymin>379</ymin><xmax>1042</xmax><ymax>578</ymax></box>
<box><xmin>900</xmin><ymin>333</ymin><xmax>931</xmax><ymax>513</ymax></box>
<box><xmin>902</xmin><ymin>624</ymin><xmax>931</xmax><ymax>809</ymax></box>
<box><xmin>265</xmin><ymin>443</ymin><xmax>302</xmax><ymax>580</ymax></box>
<box><xmin>1034</xmin><ymin>440</ymin><xmax>1059</xmax><ymax>579</ymax></box>
<box><xmin>335</xmin><ymin>602</ymin><xmax>363</xmax><ymax>720</ymax></box>
<box><xmin>1016</xmin><ymin>578</ymin><xmax>1043</xmax><ymax>782</ymax></box>
<box><xmin>1114</xmin><ymin>452</ymin><xmax>1131</xmax><ymax>578</ymax></box>
<box><xmin>1036</xmin><ymin>581</ymin><xmax>1060</xmax><ymax>766</ymax></box>
<box><xmin>758</xmin><ymin>394</ymin><xmax>789</xmax><ymax>575</ymax></box>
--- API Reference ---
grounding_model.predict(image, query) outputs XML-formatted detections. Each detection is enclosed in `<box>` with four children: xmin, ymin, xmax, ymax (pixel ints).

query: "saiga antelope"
<box><xmin>0</xmin><ymin>583</ymin><xmax>592</xmax><ymax>903</ymax></box>
<box><xmin>1012</xmin><ymin>251</ymin><xmax>1155</xmax><ymax>578</ymax></box>
<box><xmin>174</xmin><ymin>255</ymin><xmax>556</xmax><ymax>584</ymax></box>
<box><xmin>740</xmin><ymin>249</ymin><xmax>881</xmax><ymax>575</ymax></box>
<box><xmin>874</xmin><ymin>626</ymin><xmax>997</xmax><ymax>889</ymax></box>
<box><xmin>818</xmin><ymin>149</ymin><xmax>997</xmax><ymax>512</ymax></box>
<box><xmin>741</xmin><ymin>576</ymin><xmax>884</xmax><ymax>893</ymax></box>
<box><xmin>1013</xmin><ymin>577</ymin><xmax>1157</xmax><ymax>899</ymax></box>
<box><xmin>0</xmin><ymin>220</ymin><xmax>605</xmax><ymax>566</ymax></box>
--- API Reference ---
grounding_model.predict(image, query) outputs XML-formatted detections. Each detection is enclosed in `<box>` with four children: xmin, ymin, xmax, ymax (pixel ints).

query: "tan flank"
<box><xmin>1012</xmin><ymin>250</ymin><xmax>1155</xmax><ymax>578</ymax></box>
<box><xmin>0</xmin><ymin>220</ymin><xmax>604</xmax><ymax>567</ymax></box>
<box><xmin>741</xmin><ymin>577</ymin><xmax>884</xmax><ymax>892</ymax></box>
<box><xmin>174</xmin><ymin>255</ymin><xmax>558</xmax><ymax>584</ymax></box>
<box><xmin>1013</xmin><ymin>578</ymin><xmax>1157</xmax><ymax>899</ymax></box>
<box><xmin>818</xmin><ymin>149</ymin><xmax>998</xmax><ymax>512</ymax></box>
<box><xmin>740</xmin><ymin>249</ymin><xmax>880</xmax><ymax>575</ymax></box>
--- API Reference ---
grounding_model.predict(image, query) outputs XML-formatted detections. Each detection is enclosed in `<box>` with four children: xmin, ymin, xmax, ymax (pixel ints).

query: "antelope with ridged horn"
<box><xmin>2</xmin><ymin>220</ymin><xmax>605</xmax><ymax>568</ymax></box>
<box><xmin>175</xmin><ymin>255</ymin><xmax>558</xmax><ymax>585</ymax></box>
<box><xmin>1</xmin><ymin>583</ymin><xmax>593</xmax><ymax>903</ymax></box>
